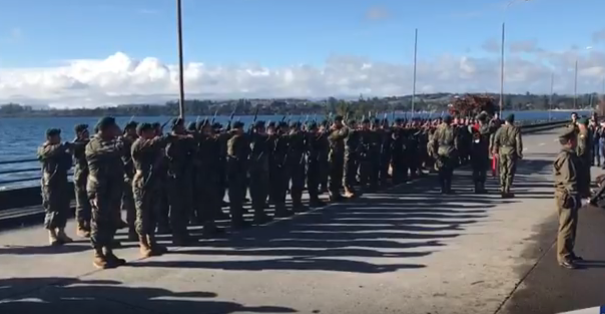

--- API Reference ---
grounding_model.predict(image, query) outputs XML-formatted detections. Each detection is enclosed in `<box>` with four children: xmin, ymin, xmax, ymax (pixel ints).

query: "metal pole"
<box><xmin>176</xmin><ymin>0</ymin><xmax>186</xmax><ymax>119</ymax></box>
<box><xmin>411</xmin><ymin>28</ymin><xmax>418</xmax><ymax>118</ymax></box>
<box><xmin>549</xmin><ymin>73</ymin><xmax>553</xmax><ymax>121</ymax></box>
<box><xmin>500</xmin><ymin>22</ymin><xmax>505</xmax><ymax>116</ymax></box>
<box><xmin>574</xmin><ymin>60</ymin><xmax>578</xmax><ymax>109</ymax></box>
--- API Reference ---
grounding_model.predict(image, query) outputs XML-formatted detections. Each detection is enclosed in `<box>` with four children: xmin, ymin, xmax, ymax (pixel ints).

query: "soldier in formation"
<box><xmin>37</xmin><ymin>111</ymin><xmax>510</xmax><ymax>268</ymax></box>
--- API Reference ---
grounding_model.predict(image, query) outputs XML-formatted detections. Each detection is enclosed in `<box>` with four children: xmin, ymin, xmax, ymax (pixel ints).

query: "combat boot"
<box><xmin>104</xmin><ymin>247</ymin><xmax>126</xmax><ymax>266</ymax></box>
<box><xmin>93</xmin><ymin>249</ymin><xmax>111</xmax><ymax>269</ymax></box>
<box><xmin>56</xmin><ymin>228</ymin><xmax>74</xmax><ymax>243</ymax></box>
<box><xmin>76</xmin><ymin>222</ymin><xmax>91</xmax><ymax>238</ymax></box>
<box><xmin>138</xmin><ymin>235</ymin><xmax>154</xmax><ymax>258</ymax></box>
<box><xmin>48</xmin><ymin>229</ymin><xmax>61</xmax><ymax>246</ymax></box>
<box><xmin>148</xmin><ymin>235</ymin><xmax>168</xmax><ymax>255</ymax></box>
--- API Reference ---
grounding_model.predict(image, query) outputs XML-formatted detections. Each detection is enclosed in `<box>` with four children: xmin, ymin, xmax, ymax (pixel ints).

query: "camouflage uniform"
<box><xmin>430</xmin><ymin>119</ymin><xmax>458</xmax><ymax>194</ymax></box>
<box><xmin>37</xmin><ymin>131</ymin><xmax>73</xmax><ymax>245</ymax></box>
<box><xmin>85</xmin><ymin>117</ymin><xmax>126</xmax><ymax>268</ymax></box>
<box><xmin>72</xmin><ymin>127</ymin><xmax>91</xmax><ymax>236</ymax></box>
<box><xmin>553</xmin><ymin>127</ymin><xmax>585</xmax><ymax>269</ymax></box>
<box><xmin>226</xmin><ymin>122</ymin><xmax>250</xmax><ymax>228</ymax></box>
<box><xmin>120</xmin><ymin>133</ymin><xmax>138</xmax><ymax>239</ymax></box>
<box><xmin>249</xmin><ymin>122</ymin><xmax>272</xmax><ymax>223</ymax></box>
<box><xmin>493</xmin><ymin>116</ymin><xmax>523</xmax><ymax>197</ymax></box>
<box><xmin>327</xmin><ymin>120</ymin><xmax>348</xmax><ymax>201</ymax></box>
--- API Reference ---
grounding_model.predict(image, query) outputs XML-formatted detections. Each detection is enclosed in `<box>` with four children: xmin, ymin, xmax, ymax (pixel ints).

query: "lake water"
<box><xmin>0</xmin><ymin>110</ymin><xmax>585</xmax><ymax>189</ymax></box>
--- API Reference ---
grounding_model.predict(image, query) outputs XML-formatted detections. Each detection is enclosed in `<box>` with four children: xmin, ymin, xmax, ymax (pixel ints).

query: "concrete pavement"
<box><xmin>0</xmin><ymin>128</ymin><xmax>575</xmax><ymax>314</ymax></box>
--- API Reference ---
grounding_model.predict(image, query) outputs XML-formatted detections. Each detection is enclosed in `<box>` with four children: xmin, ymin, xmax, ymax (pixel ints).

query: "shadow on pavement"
<box><xmin>128</xmin><ymin>159</ymin><xmax>554</xmax><ymax>274</ymax></box>
<box><xmin>0</xmin><ymin>277</ymin><xmax>297</xmax><ymax>314</ymax></box>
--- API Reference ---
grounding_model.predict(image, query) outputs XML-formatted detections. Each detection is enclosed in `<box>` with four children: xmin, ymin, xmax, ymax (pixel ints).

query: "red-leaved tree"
<box><xmin>449</xmin><ymin>94</ymin><xmax>497</xmax><ymax>117</ymax></box>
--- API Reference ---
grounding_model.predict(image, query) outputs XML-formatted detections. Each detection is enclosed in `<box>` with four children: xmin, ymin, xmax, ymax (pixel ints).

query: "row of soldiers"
<box><xmin>37</xmin><ymin>112</ymin><xmax>514</xmax><ymax>269</ymax></box>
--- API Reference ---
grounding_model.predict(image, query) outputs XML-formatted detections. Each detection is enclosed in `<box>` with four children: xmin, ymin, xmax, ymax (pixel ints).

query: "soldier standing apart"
<box><xmin>85</xmin><ymin>117</ymin><xmax>126</xmax><ymax>269</ymax></box>
<box><xmin>471</xmin><ymin>113</ymin><xmax>491</xmax><ymax>193</ymax></box>
<box><xmin>38</xmin><ymin>128</ymin><xmax>74</xmax><ymax>246</ymax></box>
<box><xmin>553</xmin><ymin>127</ymin><xmax>586</xmax><ymax>269</ymax></box>
<box><xmin>72</xmin><ymin>124</ymin><xmax>91</xmax><ymax>238</ymax></box>
<box><xmin>493</xmin><ymin>114</ymin><xmax>523</xmax><ymax>198</ymax></box>
<box><xmin>430</xmin><ymin>116</ymin><xmax>458</xmax><ymax>194</ymax></box>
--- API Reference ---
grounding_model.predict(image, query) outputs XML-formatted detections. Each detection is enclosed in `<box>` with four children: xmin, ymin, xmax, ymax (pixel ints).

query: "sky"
<box><xmin>1</xmin><ymin>0</ymin><xmax>605</xmax><ymax>108</ymax></box>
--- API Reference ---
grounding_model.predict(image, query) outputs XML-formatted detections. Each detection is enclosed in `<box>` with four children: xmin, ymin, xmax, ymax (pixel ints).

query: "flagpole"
<box><xmin>411</xmin><ymin>28</ymin><xmax>418</xmax><ymax>118</ymax></box>
<box><xmin>176</xmin><ymin>0</ymin><xmax>186</xmax><ymax>118</ymax></box>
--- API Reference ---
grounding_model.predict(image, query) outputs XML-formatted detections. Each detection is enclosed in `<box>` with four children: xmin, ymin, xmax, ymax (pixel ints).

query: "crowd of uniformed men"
<box><xmin>37</xmin><ymin>111</ymin><xmax>523</xmax><ymax>269</ymax></box>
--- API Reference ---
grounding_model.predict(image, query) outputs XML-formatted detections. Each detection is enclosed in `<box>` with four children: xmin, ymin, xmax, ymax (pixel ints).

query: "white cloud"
<box><xmin>1</xmin><ymin>46</ymin><xmax>605</xmax><ymax>108</ymax></box>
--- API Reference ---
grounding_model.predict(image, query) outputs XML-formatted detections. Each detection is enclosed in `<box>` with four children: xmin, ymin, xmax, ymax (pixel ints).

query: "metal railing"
<box><xmin>0</xmin><ymin>118</ymin><xmax>569</xmax><ymax>189</ymax></box>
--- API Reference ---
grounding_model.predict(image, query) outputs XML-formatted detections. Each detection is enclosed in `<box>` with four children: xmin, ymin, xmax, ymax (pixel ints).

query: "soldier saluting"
<box><xmin>37</xmin><ymin>128</ymin><xmax>74</xmax><ymax>246</ymax></box>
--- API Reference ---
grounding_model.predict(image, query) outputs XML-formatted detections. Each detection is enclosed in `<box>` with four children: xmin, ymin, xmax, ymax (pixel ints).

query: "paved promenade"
<box><xmin>0</xmin><ymin>128</ymin><xmax>597</xmax><ymax>314</ymax></box>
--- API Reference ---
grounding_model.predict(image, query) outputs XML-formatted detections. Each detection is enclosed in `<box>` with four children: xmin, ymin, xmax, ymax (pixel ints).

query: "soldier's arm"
<box><xmin>515</xmin><ymin>128</ymin><xmax>523</xmax><ymax>157</ymax></box>
<box><xmin>559</xmin><ymin>155</ymin><xmax>579</xmax><ymax>196</ymax></box>
<box><xmin>38</xmin><ymin>143</ymin><xmax>68</xmax><ymax>160</ymax></box>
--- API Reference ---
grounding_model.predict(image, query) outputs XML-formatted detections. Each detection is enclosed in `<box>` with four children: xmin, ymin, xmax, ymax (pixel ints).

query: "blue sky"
<box><xmin>0</xmin><ymin>0</ymin><xmax>603</xmax><ymax>68</ymax></box>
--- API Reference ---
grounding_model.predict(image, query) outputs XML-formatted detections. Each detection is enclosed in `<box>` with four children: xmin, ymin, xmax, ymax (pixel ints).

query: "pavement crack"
<box><xmin>492</xmin><ymin>237</ymin><xmax>556</xmax><ymax>314</ymax></box>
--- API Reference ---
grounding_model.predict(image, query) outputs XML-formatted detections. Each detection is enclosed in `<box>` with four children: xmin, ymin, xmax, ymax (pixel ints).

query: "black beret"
<box><xmin>373</xmin><ymin>118</ymin><xmax>380</xmax><ymax>125</ymax></box>
<box><xmin>171</xmin><ymin>118</ymin><xmax>184</xmax><ymax>130</ymax></box>
<box><xmin>187</xmin><ymin>122</ymin><xmax>197</xmax><ymax>131</ymax></box>
<box><xmin>96</xmin><ymin>116</ymin><xmax>116</xmax><ymax>132</ymax></box>
<box><xmin>333</xmin><ymin>115</ymin><xmax>343</xmax><ymax>122</ymax></box>
<box><xmin>307</xmin><ymin>122</ymin><xmax>318</xmax><ymax>130</ymax></box>
<box><xmin>348</xmin><ymin>119</ymin><xmax>356</xmax><ymax>125</ymax></box>
<box><xmin>151</xmin><ymin>122</ymin><xmax>161</xmax><ymax>129</ymax></box>
<box><xmin>124</xmin><ymin>121</ymin><xmax>138</xmax><ymax>130</ymax></box>
<box><xmin>362</xmin><ymin>118</ymin><xmax>370</xmax><ymax>124</ymax></box>
<box><xmin>212</xmin><ymin>122</ymin><xmax>222</xmax><ymax>129</ymax></box>
<box><xmin>136</xmin><ymin>123</ymin><xmax>154</xmax><ymax>135</ymax></box>
<box><xmin>443</xmin><ymin>116</ymin><xmax>453</xmax><ymax>124</ymax></box>
<box><xmin>254</xmin><ymin>120</ymin><xmax>266</xmax><ymax>129</ymax></box>
<box><xmin>74</xmin><ymin>124</ymin><xmax>88</xmax><ymax>133</ymax></box>
<box><xmin>278</xmin><ymin>121</ymin><xmax>289</xmax><ymax>129</ymax></box>
<box><xmin>232</xmin><ymin>121</ymin><xmax>244</xmax><ymax>129</ymax></box>
<box><xmin>46</xmin><ymin>128</ymin><xmax>61</xmax><ymax>137</ymax></box>
<box><xmin>267</xmin><ymin>121</ymin><xmax>276</xmax><ymax>128</ymax></box>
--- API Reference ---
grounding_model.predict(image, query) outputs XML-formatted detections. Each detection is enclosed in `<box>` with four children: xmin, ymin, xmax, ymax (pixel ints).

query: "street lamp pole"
<box><xmin>411</xmin><ymin>28</ymin><xmax>418</xmax><ymax>118</ymax></box>
<box><xmin>500</xmin><ymin>22</ymin><xmax>505</xmax><ymax>116</ymax></box>
<box><xmin>176</xmin><ymin>0</ymin><xmax>186</xmax><ymax>119</ymax></box>
<box><xmin>549</xmin><ymin>72</ymin><xmax>554</xmax><ymax>121</ymax></box>
<box><xmin>574</xmin><ymin>59</ymin><xmax>578</xmax><ymax>109</ymax></box>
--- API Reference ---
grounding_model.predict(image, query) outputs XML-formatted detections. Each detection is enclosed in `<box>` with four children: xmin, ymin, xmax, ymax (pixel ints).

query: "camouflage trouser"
<box><xmin>121</xmin><ymin>180</ymin><xmax>136</xmax><ymax>229</ymax></box>
<box><xmin>269</xmin><ymin>164</ymin><xmax>289</xmax><ymax>211</ymax></box>
<box><xmin>227</xmin><ymin>170</ymin><xmax>247</xmax><ymax>222</ymax></box>
<box><xmin>498</xmin><ymin>154</ymin><xmax>517</xmax><ymax>192</ymax></box>
<box><xmin>343</xmin><ymin>154</ymin><xmax>358</xmax><ymax>191</ymax></box>
<box><xmin>359</xmin><ymin>158</ymin><xmax>372</xmax><ymax>187</ymax></box>
<box><xmin>555</xmin><ymin>193</ymin><xmax>578</xmax><ymax>263</ymax></box>
<box><xmin>74</xmin><ymin>179</ymin><xmax>91</xmax><ymax>226</ymax></box>
<box><xmin>328</xmin><ymin>154</ymin><xmax>344</xmax><ymax>197</ymax></box>
<box><xmin>249</xmin><ymin>168</ymin><xmax>269</xmax><ymax>215</ymax></box>
<box><xmin>41</xmin><ymin>181</ymin><xmax>70</xmax><ymax>230</ymax></box>
<box><xmin>436</xmin><ymin>155</ymin><xmax>455</xmax><ymax>191</ymax></box>
<box><xmin>132</xmin><ymin>179</ymin><xmax>156</xmax><ymax>237</ymax></box>
<box><xmin>166</xmin><ymin>176</ymin><xmax>190</xmax><ymax>238</ymax></box>
<box><xmin>89</xmin><ymin>181</ymin><xmax>122</xmax><ymax>249</ymax></box>
<box><xmin>307</xmin><ymin>159</ymin><xmax>321</xmax><ymax>202</ymax></box>
<box><xmin>289</xmin><ymin>162</ymin><xmax>306</xmax><ymax>206</ymax></box>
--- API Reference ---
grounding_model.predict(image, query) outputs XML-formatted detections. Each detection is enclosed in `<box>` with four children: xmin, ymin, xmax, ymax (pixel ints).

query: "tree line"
<box><xmin>0</xmin><ymin>92</ymin><xmax>601</xmax><ymax>118</ymax></box>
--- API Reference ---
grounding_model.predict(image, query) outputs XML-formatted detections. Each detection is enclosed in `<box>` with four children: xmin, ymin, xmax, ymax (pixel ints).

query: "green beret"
<box><xmin>136</xmin><ymin>123</ymin><xmax>154</xmax><ymax>135</ymax></box>
<box><xmin>579</xmin><ymin>117</ymin><xmax>589</xmax><ymax>125</ymax></box>
<box><xmin>558</xmin><ymin>126</ymin><xmax>577</xmax><ymax>141</ymax></box>
<box><xmin>96</xmin><ymin>116</ymin><xmax>116</xmax><ymax>132</ymax></box>
<box><xmin>505</xmin><ymin>114</ymin><xmax>515</xmax><ymax>123</ymax></box>
<box><xmin>46</xmin><ymin>128</ymin><xmax>61</xmax><ymax>137</ymax></box>
<box><xmin>74</xmin><ymin>124</ymin><xmax>88</xmax><ymax>133</ymax></box>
